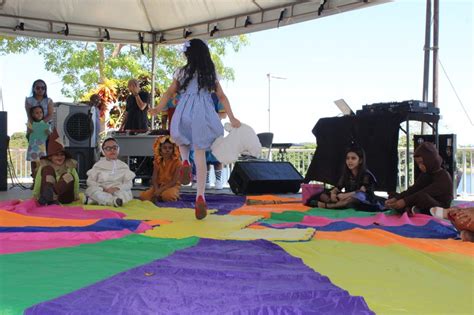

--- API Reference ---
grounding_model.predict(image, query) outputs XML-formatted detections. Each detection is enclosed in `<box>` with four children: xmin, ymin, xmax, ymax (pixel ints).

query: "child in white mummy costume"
<box><xmin>85</xmin><ymin>138</ymin><xmax>135</xmax><ymax>207</ymax></box>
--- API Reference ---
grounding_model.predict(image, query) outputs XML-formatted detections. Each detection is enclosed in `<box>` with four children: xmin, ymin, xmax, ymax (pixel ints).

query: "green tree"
<box><xmin>9</xmin><ymin>132</ymin><xmax>28</xmax><ymax>149</ymax></box>
<box><xmin>0</xmin><ymin>36</ymin><xmax>248</xmax><ymax>100</ymax></box>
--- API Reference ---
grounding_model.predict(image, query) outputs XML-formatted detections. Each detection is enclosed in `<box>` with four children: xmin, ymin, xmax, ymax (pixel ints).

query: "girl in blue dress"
<box><xmin>150</xmin><ymin>39</ymin><xmax>240</xmax><ymax>219</ymax></box>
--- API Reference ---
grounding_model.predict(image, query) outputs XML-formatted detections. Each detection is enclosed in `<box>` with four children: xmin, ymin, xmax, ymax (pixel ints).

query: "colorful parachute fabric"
<box><xmin>0</xmin><ymin>194</ymin><xmax>473</xmax><ymax>314</ymax></box>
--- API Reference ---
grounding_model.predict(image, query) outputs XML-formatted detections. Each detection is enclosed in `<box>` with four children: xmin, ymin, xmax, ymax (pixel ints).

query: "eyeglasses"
<box><xmin>35</xmin><ymin>86</ymin><xmax>46</xmax><ymax>90</ymax></box>
<box><xmin>103</xmin><ymin>145</ymin><xmax>119</xmax><ymax>152</ymax></box>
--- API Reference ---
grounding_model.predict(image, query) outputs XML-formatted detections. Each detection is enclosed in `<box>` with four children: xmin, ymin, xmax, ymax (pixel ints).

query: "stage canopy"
<box><xmin>0</xmin><ymin>0</ymin><xmax>390</xmax><ymax>44</ymax></box>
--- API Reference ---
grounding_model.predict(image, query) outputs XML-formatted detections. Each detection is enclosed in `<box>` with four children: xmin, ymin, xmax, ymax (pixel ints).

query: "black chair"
<box><xmin>257</xmin><ymin>132</ymin><xmax>274</xmax><ymax>160</ymax></box>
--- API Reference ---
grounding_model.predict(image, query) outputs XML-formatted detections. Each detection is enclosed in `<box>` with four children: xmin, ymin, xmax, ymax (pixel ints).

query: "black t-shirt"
<box><xmin>124</xmin><ymin>91</ymin><xmax>150</xmax><ymax>130</ymax></box>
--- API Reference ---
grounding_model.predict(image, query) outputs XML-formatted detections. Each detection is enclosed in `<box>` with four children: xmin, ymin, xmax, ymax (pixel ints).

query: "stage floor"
<box><xmin>1</xmin><ymin>184</ymin><xmax>473</xmax><ymax>314</ymax></box>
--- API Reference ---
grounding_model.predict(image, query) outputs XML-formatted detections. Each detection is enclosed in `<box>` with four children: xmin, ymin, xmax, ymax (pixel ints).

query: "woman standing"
<box><xmin>25</xmin><ymin>79</ymin><xmax>54</xmax><ymax>124</ymax></box>
<box><xmin>25</xmin><ymin>79</ymin><xmax>54</xmax><ymax>179</ymax></box>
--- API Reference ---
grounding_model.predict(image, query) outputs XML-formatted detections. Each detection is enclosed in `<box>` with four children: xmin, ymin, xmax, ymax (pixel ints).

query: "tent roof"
<box><xmin>0</xmin><ymin>0</ymin><xmax>390</xmax><ymax>44</ymax></box>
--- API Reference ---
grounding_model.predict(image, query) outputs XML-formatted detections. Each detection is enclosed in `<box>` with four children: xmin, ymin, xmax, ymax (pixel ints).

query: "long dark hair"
<box><xmin>31</xmin><ymin>79</ymin><xmax>48</xmax><ymax>99</ymax></box>
<box><xmin>338</xmin><ymin>145</ymin><xmax>367</xmax><ymax>187</ymax></box>
<box><xmin>179</xmin><ymin>39</ymin><xmax>217</xmax><ymax>92</ymax></box>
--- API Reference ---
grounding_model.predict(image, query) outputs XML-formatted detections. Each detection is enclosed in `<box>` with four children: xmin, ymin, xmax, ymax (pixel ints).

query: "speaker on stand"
<box><xmin>55</xmin><ymin>103</ymin><xmax>98</xmax><ymax>180</ymax></box>
<box><xmin>0</xmin><ymin>112</ymin><xmax>7</xmax><ymax>191</ymax></box>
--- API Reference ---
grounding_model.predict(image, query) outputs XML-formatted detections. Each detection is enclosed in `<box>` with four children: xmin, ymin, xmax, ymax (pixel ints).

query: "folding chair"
<box><xmin>257</xmin><ymin>132</ymin><xmax>274</xmax><ymax>160</ymax></box>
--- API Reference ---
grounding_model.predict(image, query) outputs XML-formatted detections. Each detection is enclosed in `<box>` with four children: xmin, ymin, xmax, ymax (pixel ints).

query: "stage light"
<box><xmin>277</xmin><ymin>9</ymin><xmax>286</xmax><ymax>28</ymax></box>
<box><xmin>138</xmin><ymin>32</ymin><xmax>144</xmax><ymax>54</ymax></box>
<box><xmin>210</xmin><ymin>25</ymin><xmax>219</xmax><ymax>37</ymax></box>
<box><xmin>244</xmin><ymin>16</ymin><xmax>252</xmax><ymax>27</ymax></box>
<box><xmin>183</xmin><ymin>29</ymin><xmax>192</xmax><ymax>38</ymax></box>
<box><xmin>104</xmin><ymin>28</ymin><xmax>110</xmax><ymax>41</ymax></box>
<box><xmin>58</xmin><ymin>23</ymin><xmax>69</xmax><ymax>36</ymax></box>
<box><xmin>14</xmin><ymin>22</ymin><xmax>24</xmax><ymax>31</ymax></box>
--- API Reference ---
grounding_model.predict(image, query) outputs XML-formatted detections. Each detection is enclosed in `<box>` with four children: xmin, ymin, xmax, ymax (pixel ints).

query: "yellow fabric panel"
<box><xmin>82</xmin><ymin>199</ymin><xmax>216</xmax><ymax>221</ymax></box>
<box><xmin>143</xmin><ymin>214</ymin><xmax>261</xmax><ymax>239</ymax></box>
<box><xmin>227</xmin><ymin>227</ymin><xmax>315</xmax><ymax>241</ymax></box>
<box><xmin>276</xmin><ymin>239</ymin><xmax>474</xmax><ymax>315</ymax></box>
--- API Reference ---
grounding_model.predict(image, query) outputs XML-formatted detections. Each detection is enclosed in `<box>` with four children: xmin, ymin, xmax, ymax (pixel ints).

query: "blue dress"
<box><xmin>170</xmin><ymin>71</ymin><xmax>224</xmax><ymax>150</ymax></box>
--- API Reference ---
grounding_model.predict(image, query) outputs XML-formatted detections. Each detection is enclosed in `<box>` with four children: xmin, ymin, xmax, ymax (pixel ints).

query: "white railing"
<box><xmin>7</xmin><ymin>147</ymin><xmax>474</xmax><ymax>195</ymax></box>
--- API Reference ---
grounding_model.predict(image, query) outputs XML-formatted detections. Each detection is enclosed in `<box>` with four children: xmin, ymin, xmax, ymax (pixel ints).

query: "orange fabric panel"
<box><xmin>0</xmin><ymin>210</ymin><xmax>99</xmax><ymax>227</ymax></box>
<box><xmin>230</xmin><ymin>195</ymin><xmax>309</xmax><ymax>218</ymax></box>
<box><xmin>316</xmin><ymin>228</ymin><xmax>474</xmax><ymax>257</ymax></box>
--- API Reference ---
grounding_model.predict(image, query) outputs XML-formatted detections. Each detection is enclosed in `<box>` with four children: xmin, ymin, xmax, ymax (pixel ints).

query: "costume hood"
<box><xmin>414</xmin><ymin>141</ymin><xmax>442</xmax><ymax>173</ymax></box>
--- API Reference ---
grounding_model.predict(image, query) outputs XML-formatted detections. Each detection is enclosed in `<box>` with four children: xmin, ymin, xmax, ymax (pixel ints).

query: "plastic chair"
<box><xmin>257</xmin><ymin>132</ymin><xmax>274</xmax><ymax>160</ymax></box>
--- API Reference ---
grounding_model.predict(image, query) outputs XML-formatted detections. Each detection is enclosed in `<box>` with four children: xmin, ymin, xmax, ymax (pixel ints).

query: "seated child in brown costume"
<box><xmin>140</xmin><ymin>135</ymin><xmax>181</xmax><ymax>202</ymax></box>
<box><xmin>33</xmin><ymin>129</ymin><xmax>79</xmax><ymax>205</ymax></box>
<box><xmin>307</xmin><ymin>145</ymin><xmax>383</xmax><ymax>211</ymax></box>
<box><xmin>385</xmin><ymin>141</ymin><xmax>453</xmax><ymax>215</ymax></box>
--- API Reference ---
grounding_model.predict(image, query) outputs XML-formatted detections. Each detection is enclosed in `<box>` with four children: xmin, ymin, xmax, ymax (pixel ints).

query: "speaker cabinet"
<box><xmin>414</xmin><ymin>134</ymin><xmax>456</xmax><ymax>186</ymax></box>
<box><xmin>67</xmin><ymin>147</ymin><xmax>95</xmax><ymax>180</ymax></box>
<box><xmin>0</xmin><ymin>112</ymin><xmax>7</xmax><ymax>191</ymax></box>
<box><xmin>229</xmin><ymin>161</ymin><xmax>303</xmax><ymax>195</ymax></box>
<box><xmin>55</xmin><ymin>103</ymin><xmax>97</xmax><ymax>148</ymax></box>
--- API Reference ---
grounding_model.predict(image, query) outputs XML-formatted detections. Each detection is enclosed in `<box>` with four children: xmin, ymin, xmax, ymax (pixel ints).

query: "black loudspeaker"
<box><xmin>66</xmin><ymin>147</ymin><xmax>95</xmax><ymax>180</ymax></box>
<box><xmin>229</xmin><ymin>161</ymin><xmax>303</xmax><ymax>195</ymax></box>
<box><xmin>0</xmin><ymin>112</ymin><xmax>7</xmax><ymax>191</ymax></box>
<box><xmin>414</xmin><ymin>134</ymin><xmax>456</xmax><ymax>184</ymax></box>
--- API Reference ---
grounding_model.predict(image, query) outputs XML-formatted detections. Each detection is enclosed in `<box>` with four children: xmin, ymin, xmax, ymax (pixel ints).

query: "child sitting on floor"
<box><xmin>33</xmin><ymin>129</ymin><xmax>79</xmax><ymax>205</ymax></box>
<box><xmin>85</xmin><ymin>138</ymin><xmax>135</xmax><ymax>207</ymax></box>
<box><xmin>140</xmin><ymin>136</ymin><xmax>182</xmax><ymax>202</ymax></box>
<box><xmin>385</xmin><ymin>141</ymin><xmax>453</xmax><ymax>215</ymax></box>
<box><xmin>307</xmin><ymin>145</ymin><xmax>384</xmax><ymax>211</ymax></box>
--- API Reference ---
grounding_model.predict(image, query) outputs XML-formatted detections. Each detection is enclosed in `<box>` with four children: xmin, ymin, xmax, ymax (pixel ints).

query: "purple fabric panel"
<box><xmin>158</xmin><ymin>193</ymin><xmax>246</xmax><ymax>215</ymax></box>
<box><xmin>26</xmin><ymin>239</ymin><xmax>374</xmax><ymax>315</ymax></box>
<box><xmin>0</xmin><ymin>199</ymin><xmax>125</xmax><ymax>219</ymax></box>
<box><xmin>262</xmin><ymin>220</ymin><xmax>458</xmax><ymax>239</ymax></box>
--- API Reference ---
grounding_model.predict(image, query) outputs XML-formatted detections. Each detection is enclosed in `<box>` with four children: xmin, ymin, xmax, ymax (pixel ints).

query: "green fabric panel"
<box><xmin>263</xmin><ymin>208</ymin><xmax>396</xmax><ymax>224</ymax></box>
<box><xmin>276</xmin><ymin>239</ymin><xmax>474</xmax><ymax>315</ymax></box>
<box><xmin>0</xmin><ymin>235</ymin><xmax>198</xmax><ymax>315</ymax></box>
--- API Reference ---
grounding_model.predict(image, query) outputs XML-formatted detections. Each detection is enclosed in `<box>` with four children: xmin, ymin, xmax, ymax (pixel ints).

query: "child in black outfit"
<box><xmin>307</xmin><ymin>145</ymin><xmax>384</xmax><ymax>211</ymax></box>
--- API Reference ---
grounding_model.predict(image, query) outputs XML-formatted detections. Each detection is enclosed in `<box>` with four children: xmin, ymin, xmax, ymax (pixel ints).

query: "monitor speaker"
<box><xmin>66</xmin><ymin>147</ymin><xmax>95</xmax><ymax>180</ymax></box>
<box><xmin>229</xmin><ymin>161</ymin><xmax>303</xmax><ymax>195</ymax></box>
<box><xmin>0</xmin><ymin>112</ymin><xmax>7</xmax><ymax>191</ymax></box>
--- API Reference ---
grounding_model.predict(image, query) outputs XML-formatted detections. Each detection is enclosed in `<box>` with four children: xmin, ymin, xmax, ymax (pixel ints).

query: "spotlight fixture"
<box><xmin>159</xmin><ymin>34</ymin><xmax>165</xmax><ymax>43</ymax></box>
<box><xmin>104</xmin><ymin>28</ymin><xmax>110</xmax><ymax>41</ymax></box>
<box><xmin>14</xmin><ymin>22</ymin><xmax>24</xmax><ymax>31</ymax></box>
<box><xmin>244</xmin><ymin>16</ymin><xmax>252</xmax><ymax>27</ymax></box>
<box><xmin>210</xmin><ymin>25</ymin><xmax>219</xmax><ymax>37</ymax></box>
<box><xmin>138</xmin><ymin>32</ymin><xmax>145</xmax><ymax>54</ymax></box>
<box><xmin>318</xmin><ymin>0</ymin><xmax>328</xmax><ymax>16</ymax></box>
<box><xmin>183</xmin><ymin>28</ymin><xmax>192</xmax><ymax>38</ymax></box>
<box><xmin>277</xmin><ymin>9</ymin><xmax>286</xmax><ymax>28</ymax></box>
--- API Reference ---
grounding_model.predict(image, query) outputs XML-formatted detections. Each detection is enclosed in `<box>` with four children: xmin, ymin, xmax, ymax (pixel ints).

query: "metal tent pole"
<box><xmin>150</xmin><ymin>35</ymin><xmax>157</xmax><ymax>129</ymax></box>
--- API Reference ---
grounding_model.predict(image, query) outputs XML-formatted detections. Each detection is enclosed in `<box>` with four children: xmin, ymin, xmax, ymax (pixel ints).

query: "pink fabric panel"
<box><xmin>0</xmin><ymin>199</ymin><xmax>125</xmax><ymax>219</ymax></box>
<box><xmin>0</xmin><ymin>230</ymin><xmax>133</xmax><ymax>254</ymax></box>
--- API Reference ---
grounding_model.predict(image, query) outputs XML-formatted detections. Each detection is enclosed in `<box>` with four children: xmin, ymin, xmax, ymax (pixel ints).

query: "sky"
<box><xmin>0</xmin><ymin>0</ymin><xmax>473</xmax><ymax>145</ymax></box>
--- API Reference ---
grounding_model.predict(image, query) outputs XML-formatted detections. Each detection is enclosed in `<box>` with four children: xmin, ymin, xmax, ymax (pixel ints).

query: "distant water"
<box><xmin>458</xmin><ymin>172</ymin><xmax>473</xmax><ymax>195</ymax></box>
